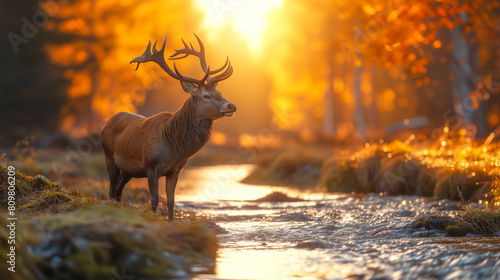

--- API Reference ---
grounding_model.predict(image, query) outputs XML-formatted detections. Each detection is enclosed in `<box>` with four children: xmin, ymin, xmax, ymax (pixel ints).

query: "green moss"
<box><xmin>416</xmin><ymin>214</ymin><xmax>454</xmax><ymax>231</ymax></box>
<box><xmin>415</xmin><ymin>210</ymin><xmax>500</xmax><ymax>237</ymax></box>
<box><xmin>10</xmin><ymin>204</ymin><xmax>218</xmax><ymax>279</ymax></box>
<box><xmin>0</xmin><ymin>165</ymin><xmax>108</xmax><ymax>215</ymax></box>
<box><xmin>0</xmin><ymin>167</ymin><xmax>219</xmax><ymax>279</ymax></box>
<box><xmin>414</xmin><ymin>218</ymin><xmax>425</xmax><ymax>229</ymax></box>
<box><xmin>446</xmin><ymin>221</ymin><xmax>474</xmax><ymax>237</ymax></box>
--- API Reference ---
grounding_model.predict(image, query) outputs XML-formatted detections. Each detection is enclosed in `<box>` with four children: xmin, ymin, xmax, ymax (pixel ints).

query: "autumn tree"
<box><xmin>348</xmin><ymin>0</ymin><xmax>500</xmax><ymax>137</ymax></box>
<box><xmin>263</xmin><ymin>0</ymin><xmax>359</xmax><ymax>141</ymax></box>
<box><xmin>47</xmin><ymin>0</ymin><xmax>203</xmax><ymax>133</ymax></box>
<box><xmin>263</xmin><ymin>0</ymin><xmax>499</xmax><ymax>142</ymax></box>
<box><xmin>263</xmin><ymin>0</ymin><xmax>394</xmax><ymax>141</ymax></box>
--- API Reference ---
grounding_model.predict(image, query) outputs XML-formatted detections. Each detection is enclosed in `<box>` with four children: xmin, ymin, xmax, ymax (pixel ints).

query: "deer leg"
<box><xmin>147</xmin><ymin>170</ymin><xmax>159</xmax><ymax>213</ymax></box>
<box><xmin>166</xmin><ymin>172</ymin><xmax>180</xmax><ymax>223</ymax></box>
<box><xmin>105</xmin><ymin>157</ymin><xmax>120</xmax><ymax>200</ymax></box>
<box><xmin>115</xmin><ymin>172</ymin><xmax>132</xmax><ymax>202</ymax></box>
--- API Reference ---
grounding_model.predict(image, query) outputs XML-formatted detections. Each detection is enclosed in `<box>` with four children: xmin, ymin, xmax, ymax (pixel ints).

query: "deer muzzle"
<box><xmin>222</xmin><ymin>103</ymin><xmax>236</xmax><ymax>117</ymax></box>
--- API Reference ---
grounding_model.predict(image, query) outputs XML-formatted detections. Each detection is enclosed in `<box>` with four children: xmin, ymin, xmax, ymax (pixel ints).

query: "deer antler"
<box><xmin>169</xmin><ymin>33</ymin><xmax>233</xmax><ymax>86</ymax></box>
<box><xmin>130</xmin><ymin>36</ymin><xmax>209</xmax><ymax>86</ymax></box>
<box><xmin>130</xmin><ymin>36</ymin><xmax>178</xmax><ymax>79</ymax></box>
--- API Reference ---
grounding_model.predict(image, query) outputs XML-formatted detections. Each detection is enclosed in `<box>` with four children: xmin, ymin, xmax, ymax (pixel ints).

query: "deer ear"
<box><xmin>180</xmin><ymin>80</ymin><xmax>200</xmax><ymax>95</ymax></box>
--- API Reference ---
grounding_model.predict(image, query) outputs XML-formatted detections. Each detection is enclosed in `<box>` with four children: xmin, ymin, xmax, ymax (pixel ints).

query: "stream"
<box><xmin>171</xmin><ymin>165</ymin><xmax>500</xmax><ymax>279</ymax></box>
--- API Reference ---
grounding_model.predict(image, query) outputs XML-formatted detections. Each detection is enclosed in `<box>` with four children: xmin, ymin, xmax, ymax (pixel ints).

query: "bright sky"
<box><xmin>196</xmin><ymin>0</ymin><xmax>283</xmax><ymax>53</ymax></box>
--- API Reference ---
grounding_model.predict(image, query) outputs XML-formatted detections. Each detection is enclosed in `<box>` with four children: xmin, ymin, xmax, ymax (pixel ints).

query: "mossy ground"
<box><xmin>414</xmin><ymin>210</ymin><xmax>500</xmax><ymax>237</ymax></box>
<box><xmin>0</xmin><ymin>166</ymin><xmax>218</xmax><ymax>279</ymax></box>
<box><xmin>0</xmin><ymin>166</ymin><xmax>104</xmax><ymax>215</ymax></box>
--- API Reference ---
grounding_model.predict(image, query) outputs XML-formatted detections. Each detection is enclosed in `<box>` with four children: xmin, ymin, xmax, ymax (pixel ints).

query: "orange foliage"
<box><xmin>433</xmin><ymin>40</ymin><xmax>442</xmax><ymax>49</ymax></box>
<box><xmin>47</xmin><ymin>0</ymin><xmax>203</xmax><ymax>131</ymax></box>
<box><xmin>43</xmin><ymin>0</ymin><xmax>498</xmax><ymax>138</ymax></box>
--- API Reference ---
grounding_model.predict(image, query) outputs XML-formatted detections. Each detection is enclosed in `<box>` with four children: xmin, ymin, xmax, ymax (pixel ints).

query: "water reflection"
<box><xmin>179</xmin><ymin>165</ymin><xmax>500</xmax><ymax>279</ymax></box>
<box><xmin>176</xmin><ymin>165</ymin><xmax>271</xmax><ymax>201</ymax></box>
<box><xmin>177</xmin><ymin>165</ymin><xmax>339</xmax><ymax>202</ymax></box>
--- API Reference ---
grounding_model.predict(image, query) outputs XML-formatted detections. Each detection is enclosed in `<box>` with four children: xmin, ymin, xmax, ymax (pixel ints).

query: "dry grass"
<box><xmin>243</xmin><ymin>130</ymin><xmax>500</xmax><ymax>204</ymax></box>
<box><xmin>321</xmin><ymin>137</ymin><xmax>500</xmax><ymax>203</ymax></box>
<box><xmin>241</xmin><ymin>148</ymin><xmax>325</xmax><ymax>187</ymax></box>
<box><xmin>414</xmin><ymin>210</ymin><xmax>500</xmax><ymax>237</ymax></box>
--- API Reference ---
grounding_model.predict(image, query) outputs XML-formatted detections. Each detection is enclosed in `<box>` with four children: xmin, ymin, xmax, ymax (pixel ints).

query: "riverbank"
<box><xmin>243</xmin><ymin>138</ymin><xmax>500</xmax><ymax>204</ymax></box>
<box><xmin>0</xmin><ymin>166</ymin><xmax>218</xmax><ymax>280</ymax></box>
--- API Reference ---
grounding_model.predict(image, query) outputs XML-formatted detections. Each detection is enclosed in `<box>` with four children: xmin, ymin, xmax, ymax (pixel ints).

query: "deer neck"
<box><xmin>164</xmin><ymin>98</ymin><xmax>212</xmax><ymax>159</ymax></box>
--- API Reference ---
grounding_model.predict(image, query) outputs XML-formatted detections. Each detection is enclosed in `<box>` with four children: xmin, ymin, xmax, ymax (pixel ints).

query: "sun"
<box><xmin>196</xmin><ymin>0</ymin><xmax>283</xmax><ymax>53</ymax></box>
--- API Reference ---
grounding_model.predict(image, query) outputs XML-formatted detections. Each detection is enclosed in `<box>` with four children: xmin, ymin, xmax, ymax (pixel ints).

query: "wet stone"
<box><xmin>393</xmin><ymin>210</ymin><xmax>416</xmax><ymax>217</ymax></box>
<box><xmin>295</xmin><ymin>240</ymin><xmax>332</xmax><ymax>249</ymax></box>
<box><xmin>254</xmin><ymin>191</ymin><xmax>304</xmax><ymax>202</ymax></box>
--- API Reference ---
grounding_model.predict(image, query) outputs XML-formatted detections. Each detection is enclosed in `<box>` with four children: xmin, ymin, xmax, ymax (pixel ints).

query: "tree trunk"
<box><xmin>87</xmin><ymin>0</ymin><xmax>99</xmax><ymax>132</ymax></box>
<box><xmin>469</xmin><ymin>36</ymin><xmax>487</xmax><ymax>138</ymax></box>
<box><xmin>352</xmin><ymin>55</ymin><xmax>366</xmax><ymax>141</ymax></box>
<box><xmin>366</xmin><ymin>62</ymin><xmax>378</xmax><ymax>130</ymax></box>
<box><xmin>449</xmin><ymin>13</ymin><xmax>486</xmax><ymax>137</ymax></box>
<box><xmin>323</xmin><ymin>55</ymin><xmax>336</xmax><ymax>137</ymax></box>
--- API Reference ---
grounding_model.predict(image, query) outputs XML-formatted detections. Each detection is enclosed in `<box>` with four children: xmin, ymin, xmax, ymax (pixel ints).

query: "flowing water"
<box><xmin>171</xmin><ymin>165</ymin><xmax>500</xmax><ymax>280</ymax></box>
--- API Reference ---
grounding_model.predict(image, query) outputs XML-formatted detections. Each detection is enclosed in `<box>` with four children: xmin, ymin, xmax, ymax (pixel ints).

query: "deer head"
<box><xmin>130</xmin><ymin>34</ymin><xmax>236</xmax><ymax>120</ymax></box>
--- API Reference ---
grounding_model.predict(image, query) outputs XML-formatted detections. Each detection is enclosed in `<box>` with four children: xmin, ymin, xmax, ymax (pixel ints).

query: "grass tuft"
<box><xmin>414</xmin><ymin>210</ymin><xmax>500</xmax><ymax>237</ymax></box>
<box><xmin>242</xmin><ymin>149</ymin><xmax>323</xmax><ymax>187</ymax></box>
<box><xmin>254</xmin><ymin>191</ymin><xmax>304</xmax><ymax>202</ymax></box>
<box><xmin>244</xmin><ymin>137</ymin><xmax>500</xmax><ymax>203</ymax></box>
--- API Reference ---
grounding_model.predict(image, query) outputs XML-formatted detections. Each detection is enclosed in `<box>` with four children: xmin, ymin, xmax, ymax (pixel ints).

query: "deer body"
<box><xmin>100</xmin><ymin>34</ymin><xmax>235</xmax><ymax>222</ymax></box>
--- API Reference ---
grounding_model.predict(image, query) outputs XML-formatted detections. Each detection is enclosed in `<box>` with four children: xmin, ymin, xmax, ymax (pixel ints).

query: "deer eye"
<box><xmin>203</xmin><ymin>94</ymin><xmax>210</xmax><ymax>99</ymax></box>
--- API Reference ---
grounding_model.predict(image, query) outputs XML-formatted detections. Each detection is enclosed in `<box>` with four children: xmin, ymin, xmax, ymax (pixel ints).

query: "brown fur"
<box><xmin>100</xmin><ymin>90</ymin><xmax>234</xmax><ymax>222</ymax></box>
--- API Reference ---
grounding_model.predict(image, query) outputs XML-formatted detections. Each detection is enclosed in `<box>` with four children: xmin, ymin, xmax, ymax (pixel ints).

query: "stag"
<box><xmin>100</xmin><ymin>34</ymin><xmax>235</xmax><ymax>222</ymax></box>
